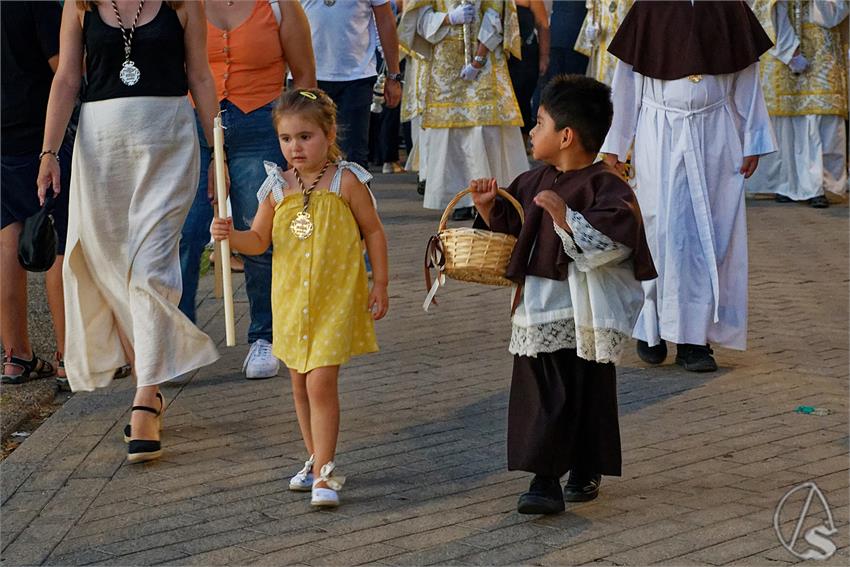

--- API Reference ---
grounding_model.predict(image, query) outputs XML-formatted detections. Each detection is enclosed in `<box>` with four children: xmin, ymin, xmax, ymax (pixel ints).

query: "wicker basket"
<box><xmin>426</xmin><ymin>187</ymin><xmax>524</xmax><ymax>294</ymax></box>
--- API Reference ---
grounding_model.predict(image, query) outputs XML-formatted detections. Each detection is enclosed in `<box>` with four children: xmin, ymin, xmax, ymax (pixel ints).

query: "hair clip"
<box><xmin>299</xmin><ymin>91</ymin><xmax>318</xmax><ymax>100</ymax></box>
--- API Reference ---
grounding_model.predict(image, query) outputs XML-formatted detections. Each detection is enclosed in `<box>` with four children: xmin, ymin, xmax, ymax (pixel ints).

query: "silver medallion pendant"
<box><xmin>120</xmin><ymin>60</ymin><xmax>141</xmax><ymax>86</ymax></box>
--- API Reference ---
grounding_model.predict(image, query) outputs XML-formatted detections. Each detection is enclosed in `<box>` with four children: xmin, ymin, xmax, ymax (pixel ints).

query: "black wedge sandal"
<box><xmin>123</xmin><ymin>392</ymin><xmax>164</xmax><ymax>442</ymax></box>
<box><xmin>126</xmin><ymin>398</ymin><xmax>164</xmax><ymax>464</ymax></box>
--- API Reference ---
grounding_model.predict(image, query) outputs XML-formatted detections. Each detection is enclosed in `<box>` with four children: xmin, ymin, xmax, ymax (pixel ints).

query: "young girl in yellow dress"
<box><xmin>211</xmin><ymin>89</ymin><xmax>389</xmax><ymax>508</ymax></box>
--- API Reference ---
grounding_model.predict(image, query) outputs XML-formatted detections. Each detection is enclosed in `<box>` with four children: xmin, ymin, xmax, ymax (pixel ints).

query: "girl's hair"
<box><xmin>76</xmin><ymin>1</ymin><xmax>183</xmax><ymax>10</ymax></box>
<box><xmin>272</xmin><ymin>88</ymin><xmax>343</xmax><ymax>163</ymax></box>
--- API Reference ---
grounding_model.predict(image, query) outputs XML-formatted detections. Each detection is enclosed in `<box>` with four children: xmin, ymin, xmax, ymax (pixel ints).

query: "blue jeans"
<box><xmin>318</xmin><ymin>77</ymin><xmax>376</xmax><ymax>168</ymax></box>
<box><xmin>179</xmin><ymin>99</ymin><xmax>282</xmax><ymax>343</ymax></box>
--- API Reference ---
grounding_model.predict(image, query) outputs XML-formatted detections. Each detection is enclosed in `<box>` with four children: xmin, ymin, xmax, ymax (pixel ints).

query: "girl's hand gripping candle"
<box><xmin>213</xmin><ymin>113</ymin><xmax>236</xmax><ymax>347</ymax></box>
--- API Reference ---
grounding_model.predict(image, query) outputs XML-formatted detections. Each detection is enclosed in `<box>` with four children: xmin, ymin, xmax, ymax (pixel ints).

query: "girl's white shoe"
<box><xmin>289</xmin><ymin>454</ymin><xmax>315</xmax><ymax>492</ymax></box>
<box><xmin>311</xmin><ymin>461</ymin><xmax>345</xmax><ymax>508</ymax></box>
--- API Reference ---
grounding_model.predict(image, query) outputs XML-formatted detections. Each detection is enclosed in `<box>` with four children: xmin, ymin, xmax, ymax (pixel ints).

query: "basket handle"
<box><xmin>438</xmin><ymin>187</ymin><xmax>525</xmax><ymax>232</ymax></box>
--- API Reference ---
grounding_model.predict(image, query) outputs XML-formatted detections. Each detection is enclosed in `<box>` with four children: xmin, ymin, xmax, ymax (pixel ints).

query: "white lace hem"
<box><xmin>576</xmin><ymin>326</ymin><xmax>630</xmax><ymax>365</ymax></box>
<box><xmin>509</xmin><ymin>319</ymin><xmax>577</xmax><ymax>357</ymax></box>
<box><xmin>509</xmin><ymin>320</ymin><xmax>630</xmax><ymax>364</ymax></box>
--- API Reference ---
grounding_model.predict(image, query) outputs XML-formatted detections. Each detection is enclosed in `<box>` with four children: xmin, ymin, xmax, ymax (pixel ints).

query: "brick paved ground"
<box><xmin>1</xmin><ymin>172</ymin><xmax>847</xmax><ymax>566</ymax></box>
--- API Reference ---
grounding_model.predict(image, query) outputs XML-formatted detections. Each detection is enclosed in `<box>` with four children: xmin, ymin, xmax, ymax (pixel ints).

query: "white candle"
<box><xmin>214</xmin><ymin>114</ymin><xmax>236</xmax><ymax>347</ymax></box>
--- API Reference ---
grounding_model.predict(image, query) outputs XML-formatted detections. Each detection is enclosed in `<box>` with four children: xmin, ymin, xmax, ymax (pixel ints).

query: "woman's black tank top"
<box><xmin>82</xmin><ymin>2</ymin><xmax>187</xmax><ymax>102</ymax></box>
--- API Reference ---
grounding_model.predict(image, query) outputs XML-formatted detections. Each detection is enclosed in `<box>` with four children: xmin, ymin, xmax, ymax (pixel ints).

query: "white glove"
<box><xmin>460</xmin><ymin>63</ymin><xmax>481</xmax><ymax>81</ymax></box>
<box><xmin>448</xmin><ymin>3</ymin><xmax>475</xmax><ymax>25</ymax></box>
<box><xmin>788</xmin><ymin>53</ymin><xmax>809</xmax><ymax>74</ymax></box>
<box><xmin>585</xmin><ymin>20</ymin><xmax>599</xmax><ymax>43</ymax></box>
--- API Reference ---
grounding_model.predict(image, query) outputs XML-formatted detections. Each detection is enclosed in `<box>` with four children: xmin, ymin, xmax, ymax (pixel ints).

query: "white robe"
<box><xmin>601</xmin><ymin>61</ymin><xmax>776</xmax><ymax>350</ymax></box>
<box><xmin>746</xmin><ymin>1</ymin><xmax>849</xmax><ymax>200</ymax></box>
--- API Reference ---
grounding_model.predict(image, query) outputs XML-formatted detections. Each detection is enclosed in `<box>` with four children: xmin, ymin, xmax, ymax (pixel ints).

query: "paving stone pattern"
<box><xmin>1</xmin><ymin>173</ymin><xmax>847</xmax><ymax>566</ymax></box>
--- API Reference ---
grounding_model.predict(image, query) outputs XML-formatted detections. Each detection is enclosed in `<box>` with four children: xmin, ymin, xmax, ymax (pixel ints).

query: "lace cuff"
<box><xmin>257</xmin><ymin>161</ymin><xmax>287</xmax><ymax>204</ymax></box>
<box><xmin>554</xmin><ymin>207</ymin><xmax>631</xmax><ymax>271</ymax></box>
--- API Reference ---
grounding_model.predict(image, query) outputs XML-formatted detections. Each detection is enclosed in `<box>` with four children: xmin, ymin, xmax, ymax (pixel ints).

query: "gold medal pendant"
<box><xmin>290</xmin><ymin>211</ymin><xmax>314</xmax><ymax>240</ymax></box>
<box><xmin>291</xmin><ymin>160</ymin><xmax>331</xmax><ymax>241</ymax></box>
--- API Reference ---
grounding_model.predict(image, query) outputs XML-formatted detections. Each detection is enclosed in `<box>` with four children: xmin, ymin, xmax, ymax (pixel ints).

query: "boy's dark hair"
<box><xmin>540</xmin><ymin>74</ymin><xmax>613</xmax><ymax>154</ymax></box>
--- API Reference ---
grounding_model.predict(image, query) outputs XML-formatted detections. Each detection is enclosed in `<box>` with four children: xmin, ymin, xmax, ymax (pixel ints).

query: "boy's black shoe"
<box><xmin>774</xmin><ymin>194</ymin><xmax>793</xmax><ymax>203</ymax></box>
<box><xmin>517</xmin><ymin>475</ymin><xmax>565</xmax><ymax>515</ymax></box>
<box><xmin>417</xmin><ymin>180</ymin><xmax>426</xmax><ymax>195</ymax></box>
<box><xmin>809</xmin><ymin>196</ymin><xmax>830</xmax><ymax>208</ymax></box>
<box><xmin>564</xmin><ymin>472</ymin><xmax>602</xmax><ymax>503</ymax></box>
<box><xmin>675</xmin><ymin>344</ymin><xmax>718</xmax><ymax>372</ymax></box>
<box><xmin>636</xmin><ymin>339</ymin><xmax>667</xmax><ymax>364</ymax></box>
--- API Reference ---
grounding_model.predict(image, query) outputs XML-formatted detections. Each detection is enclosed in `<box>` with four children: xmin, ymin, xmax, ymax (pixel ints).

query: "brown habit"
<box><xmin>607</xmin><ymin>0</ymin><xmax>773</xmax><ymax>81</ymax></box>
<box><xmin>477</xmin><ymin>162</ymin><xmax>656</xmax><ymax>283</ymax></box>
<box><xmin>477</xmin><ymin>162</ymin><xmax>654</xmax><ymax>479</ymax></box>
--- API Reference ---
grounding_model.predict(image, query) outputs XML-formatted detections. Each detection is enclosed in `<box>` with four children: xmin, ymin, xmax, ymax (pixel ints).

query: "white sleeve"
<box><xmin>770</xmin><ymin>2</ymin><xmax>800</xmax><ymax>64</ymax></box>
<box><xmin>417</xmin><ymin>7</ymin><xmax>452</xmax><ymax>45</ymax></box>
<box><xmin>478</xmin><ymin>8</ymin><xmax>503</xmax><ymax>52</ymax></box>
<box><xmin>553</xmin><ymin>207</ymin><xmax>632</xmax><ymax>272</ymax></box>
<box><xmin>733</xmin><ymin>62</ymin><xmax>778</xmax><ymax>157</ymax></box>
<box><xmin>599</xmin><ymin>61</ymin><xmax>643</xmax><ymax>161</ymax></box>
<box><xmin>810</xmin><ymin>0</ymin><xmax>850</xmax><ymax>28</ymax></box>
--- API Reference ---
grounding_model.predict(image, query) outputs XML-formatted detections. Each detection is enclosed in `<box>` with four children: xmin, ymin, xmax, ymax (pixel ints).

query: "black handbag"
<box><xmin>17</xmin><ymin>192</ymin><xmax>57</xmax><ymax>272</ymax></box>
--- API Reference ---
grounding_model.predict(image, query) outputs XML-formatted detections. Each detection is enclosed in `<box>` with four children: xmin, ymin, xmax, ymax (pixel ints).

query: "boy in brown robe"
<box><xmin>471</xmin><ymin>75</ymin><xmax>656</xmax><ymax>514</ymax></box>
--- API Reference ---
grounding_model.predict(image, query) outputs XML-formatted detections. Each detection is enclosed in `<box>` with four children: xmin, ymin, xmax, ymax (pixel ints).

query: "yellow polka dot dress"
<box><xmin>258</xmin><ymin>161</ymin><xmax>378</xmax><ymax>373</ymax></box>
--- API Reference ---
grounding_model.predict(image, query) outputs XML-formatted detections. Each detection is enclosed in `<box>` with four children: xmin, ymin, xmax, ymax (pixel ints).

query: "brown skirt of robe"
<box><xmin>507</xmin><ymin>348</ymin><xmax>622</xmax><ymax>478</ymax></box>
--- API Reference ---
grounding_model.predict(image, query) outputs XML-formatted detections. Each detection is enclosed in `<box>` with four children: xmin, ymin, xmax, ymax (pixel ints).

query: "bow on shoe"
<box><xmin>316</xmin><ymin>461</ymin><xmax>346</xmax><ymax>491</ymax></box>
<box><xmin>296</xmin><ymin>455</ymin><xmax>315</xmax><ymax>477</ymax></box>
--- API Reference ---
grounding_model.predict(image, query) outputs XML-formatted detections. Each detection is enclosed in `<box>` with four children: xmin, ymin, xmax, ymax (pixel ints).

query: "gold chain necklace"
<box><xmin>289</xmin><ymin>161</ymin><xmax>331</xmax><ymax>240</ymax></box>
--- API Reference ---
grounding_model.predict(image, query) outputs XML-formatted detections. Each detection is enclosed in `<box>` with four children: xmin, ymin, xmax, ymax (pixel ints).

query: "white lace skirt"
<box><xmin>63</xmin><ymin>97</ymin><xmax>219</xmax><ymax>391</ymax></box>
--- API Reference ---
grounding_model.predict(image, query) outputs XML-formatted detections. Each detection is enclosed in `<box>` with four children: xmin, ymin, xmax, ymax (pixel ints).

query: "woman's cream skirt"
<box><xmin>64</xmin><ymin>96</ymin><xmax>219</xmax><ymax>391</ymax></box>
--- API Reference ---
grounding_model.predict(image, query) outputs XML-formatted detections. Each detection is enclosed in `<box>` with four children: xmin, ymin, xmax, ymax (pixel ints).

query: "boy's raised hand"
<box><xmin>210</xmin><ymin>217</ymin><xmax>234</xmax><ymax>241</ymax></box>
<box><xmin>469</xmin><ymin>177</ymin><xmax>498</xmax><ymax>207</ymax></box>
<box><xmin>534</xmin><ymin>190</ymin><xmax>570</xmax><ymax>232</ymax></box>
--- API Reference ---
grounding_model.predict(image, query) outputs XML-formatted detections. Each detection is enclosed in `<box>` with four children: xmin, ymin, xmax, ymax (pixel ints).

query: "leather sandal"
<box><xmin>127</xmin><ymin>400</ymin><xmax>164</xmax><ymax>464</ymax></box>
<box><xmin>1</xmin><ymin>349</ymin><xmax>55</xmax><ymax>384</ymax></box>
<box><xmin>123</xmin><ymin>392</ymin><xmax>164</xmax><ymax>442</ymax></box>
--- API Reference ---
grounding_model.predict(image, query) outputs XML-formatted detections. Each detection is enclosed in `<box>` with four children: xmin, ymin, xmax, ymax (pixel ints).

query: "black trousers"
<box><xmin>318</xmin><ymin>77</ymin><xmax>375</xmax><ymax>168</ymax></box>
<box><xmin>368</xmin><ymin>103</ymin><xmax>401</xmax><ymax>165</ymax></box>
<box><xmin>508</xmin><ymin>41</ymin><xmax>540</xmax><ymax>135</ymax></box>
<box><xmin>507</xmin><ymin>348</ymin><xmax>622</xmax><ymax>478</ymax></box>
